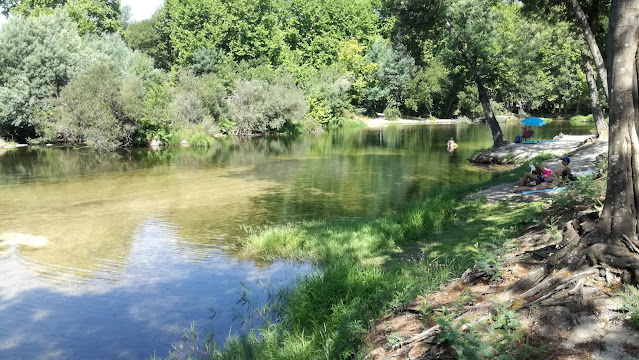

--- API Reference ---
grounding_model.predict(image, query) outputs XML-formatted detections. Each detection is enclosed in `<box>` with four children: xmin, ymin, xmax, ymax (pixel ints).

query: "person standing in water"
<box><xmin>447</xmin><ymin>137</ymin><xmax>457</xmax><ymax>153</ymax></box>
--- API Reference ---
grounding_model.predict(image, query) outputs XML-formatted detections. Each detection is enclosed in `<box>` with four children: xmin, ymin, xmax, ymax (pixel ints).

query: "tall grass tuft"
<box><xmin>188</xmin><ymin>130</ymin><xmax>216</xmax><ymax>147</ymax></box>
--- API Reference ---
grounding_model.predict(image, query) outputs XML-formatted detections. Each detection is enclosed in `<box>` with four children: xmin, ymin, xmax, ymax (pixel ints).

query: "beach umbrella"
<box><xmin>521</xmin><ymin>117</ymin><xmax>546</xmax><ymax>126</ymax></box>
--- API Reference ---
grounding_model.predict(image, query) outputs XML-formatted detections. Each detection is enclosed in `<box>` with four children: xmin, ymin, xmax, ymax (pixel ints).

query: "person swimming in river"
<box><xmin>447</xmin><ymin>137</ymin><xmax>457</xmax><ymax>153</ymax></box>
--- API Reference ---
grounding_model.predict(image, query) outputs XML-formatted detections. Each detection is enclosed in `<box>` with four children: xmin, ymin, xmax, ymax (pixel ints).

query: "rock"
<box><xmin>461</xmin><ymin>265</ymin><xmax>491</xmax><ymax>284</ymax></box>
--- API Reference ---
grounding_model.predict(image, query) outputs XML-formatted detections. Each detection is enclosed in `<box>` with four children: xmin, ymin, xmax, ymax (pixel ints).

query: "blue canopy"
<box><xmin>521</xmin><ymin>117</ymin><xmax>546</xmax><ymax>126</ymax></box>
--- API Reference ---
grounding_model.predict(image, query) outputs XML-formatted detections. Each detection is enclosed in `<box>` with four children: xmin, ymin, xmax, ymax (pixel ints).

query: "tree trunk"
<box><xmin>582</xmin><ymin>53</ymin><xmax>609</xmax><ymax>139</ymax></box>
<box><xmin>474</xmin><ymin>75</ymin><xmax>507</xmax><ymax>147</ymax></box>
<box><xmin>567</xmin><ymin>0</ymin><xmax>609</xmax><ymax>100</ymax></box>
<box><xmin>601</xmin><ymin>0</ymin><xmax>639</xmax><ymax>242</ymax></box>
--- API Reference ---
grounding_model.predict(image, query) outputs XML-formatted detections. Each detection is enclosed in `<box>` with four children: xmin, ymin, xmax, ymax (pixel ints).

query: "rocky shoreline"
<box><xmin>469</xmin><ymin>135</ymin><xmax>598</xmax><ymax>165</ymax></box>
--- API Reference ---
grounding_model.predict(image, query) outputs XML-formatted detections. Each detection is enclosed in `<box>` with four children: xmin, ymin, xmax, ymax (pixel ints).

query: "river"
<box><xmin>0</xmin><ymin>121</ymin><xmax>593</xmax><ymax>359</ymax></box>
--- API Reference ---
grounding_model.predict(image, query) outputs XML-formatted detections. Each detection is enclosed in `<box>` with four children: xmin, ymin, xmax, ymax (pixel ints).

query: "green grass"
<box><xmin>188</xmin><ymin>130</ymin><xmax>217</xmax><ymax>147</ymax></box>
<box><xmin>187</xmin><ymin>156</ymin><xmax>553</xmax><ymax>360</ymax></box>
<box><xmin>570</xmin><ymin>114</ymin><xmax>594</xmax><ymax>125</ymax></box>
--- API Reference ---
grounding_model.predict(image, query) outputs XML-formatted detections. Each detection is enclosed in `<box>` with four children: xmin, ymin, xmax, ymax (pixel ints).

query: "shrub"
<box><xmin>45</xmin><ymin>62</ymin><xmax>143</xmax><ymax>151</ymax></box>
<box><xmin>227</xmin><ymin>76</ymin><xmax>307</xmax><ymax>135</ymax></box>
<box><xmin>383</xmin><ymin>106</ymin><xmax>402</xmax><ymax>121</ymax></box>
<box><xmin>136</xmin><ymin>82</ymin><xmax>173</xmax><ymax>144</ymax></box>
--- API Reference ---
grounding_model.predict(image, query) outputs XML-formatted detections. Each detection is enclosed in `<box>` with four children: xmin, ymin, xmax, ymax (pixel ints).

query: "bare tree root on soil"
<box><xmin>506</xmin><ymin>210</ymin><xmax>639</xmax><ymax>309</ymax></box>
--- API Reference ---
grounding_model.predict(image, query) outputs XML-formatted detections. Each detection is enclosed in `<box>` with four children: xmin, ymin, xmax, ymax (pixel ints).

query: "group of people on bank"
<box><xmin>512</xmin><ymin>157</ymin><xmax>573</xmax><ymax>193</ymax></box>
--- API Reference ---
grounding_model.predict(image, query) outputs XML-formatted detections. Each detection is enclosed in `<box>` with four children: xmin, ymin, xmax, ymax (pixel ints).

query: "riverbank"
<box><xmin>364</xmin><ymin>117</ymin><xmax>458</xmax><ymax>127</ymax></box>
<box><xmin>203</xmin><ymin>156</ymin><xmax>565</xmax><ymax>358</ymax></box>
<box><xmin>470</xmin><ymin>134</ymin><xmax>597</xmax><ymax>164</ymax></box>
<box><xmin>362</xmin><ymin>138</ymin><xmax>638</xmax><ymax>359</ymax></box>
<box><xmin>209</xmin><ymin>138</ymin><xmax>638</xmax><ymax>360</ymax></box>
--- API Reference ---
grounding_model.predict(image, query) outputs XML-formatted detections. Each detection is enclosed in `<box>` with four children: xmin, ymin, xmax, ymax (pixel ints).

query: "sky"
<box><xmin>121</xmin><ymin>0</ymin><xmax>164</xmax><ymax>22</ymax></box>
<box><xmin>0</xmin><ymin>0</ymin><xmax>164</xmax><ymax>26</ymax></box>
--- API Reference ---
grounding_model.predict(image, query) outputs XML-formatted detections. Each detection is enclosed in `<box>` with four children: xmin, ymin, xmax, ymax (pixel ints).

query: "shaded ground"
<box><xmin>363</xmin><ymin>139</ymin><xmax>639</xmax><ymax>360</ymax></box>
<box><xmin>470</xmin><ymin>135</ymin><xmax>597</xmax><ymax>165</ymax></box>
<box><xmin>472</xmin><ymin>138</ymin><xmax>608</xmax><ymax>204</ymax></box>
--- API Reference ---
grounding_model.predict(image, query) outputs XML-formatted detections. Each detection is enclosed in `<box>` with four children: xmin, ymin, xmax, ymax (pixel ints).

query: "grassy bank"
<box><xmin>188</xmin><ymin>157</ymin><xmax>552</xmax><ymax>360</ymax></box>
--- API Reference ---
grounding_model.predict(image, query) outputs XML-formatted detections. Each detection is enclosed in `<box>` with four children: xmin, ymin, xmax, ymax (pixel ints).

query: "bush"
<box><xmin>383</xmin><ymin>106</ymin><xmax>402</xmax><ymax>121</ymax></box>
<box><xmin>44</xmin><ymin>62</ymin><xmax>143</xmax><ymax>151</ymax></box>
<box><xmin>136</xmin><ymin>82</ymin><xmax>173</xmax><ymax>144</ymax></box>
<box><xmin>227</xmin><ymin>75</ymin><xmax>307</xmax><ymax>135</ymax></box>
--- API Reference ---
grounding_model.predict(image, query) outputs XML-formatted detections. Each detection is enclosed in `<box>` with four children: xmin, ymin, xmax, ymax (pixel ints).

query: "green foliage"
<box><xmin>570</xmin><ymin>114</ymin><xmax>594</xmax><ymax>125</ymax></box>
<box><xmin>1</xmin><ymin>0</ymin><xmax>122</xmax><ymax>35</ymax></box>
<box><xmin>356</xmin><ymin>40</ymin><xmax>415</xmax><ymax>112</ymax></box>
<box><xmin>80</xmin><ymin>33</ymin><xmax>157</xmax><ymax>80</ymax></box>
<box><xmin>0</xmin><ymin>10</ymin><xmax>83</xmax><ymax>139</ymax></box>
<box><xmin>170</xmin><ymin>71</ymin><xmax>229</xmax><ymax>132</ymax></box>
<box><xmin>43</xmin><ymin>62</ymin><xmax>142</xmax><ymax>151</ymax></box>
<box><xmin>383</xmin><ymin>106</ymin><xmax>401</xmax><ymax>121</ymax></box>
<box><xmin>188</xmin><ymin>130</ymin><xmax>216</xmax><ymax>148</ymax></box>
<box><xmin>65</xmin><ymin>0</ymin><xmax>121</xmax><ymax>35</ymax></box>
<box><xmin>619</xmin><ymin>285</ymin><xmax>639</xmax><ymax>330</ymax></box>
<box><xmin>436</xmin><ymin>310</ymin><xmax>494</xmax><ymax>359</ymax></box>
<box><xmin>457</xmin><ymin>85</ymin><xmax>485</xmax><ymax>120</ymax></box>
<box><xmin>552</xmin><ymin>172</ymin><xmax>606</xmax><ymax>214</ymax></box>
<box><xmin>136</xmin><ymin>83</ymin><xmax>173</xmax><ymax>144</ymax></box>
<box><xmin>161</xmin><ymin>0</ymin><xmax>284</xmax><ymax>66</ymax></box>
<box><xmin>301</xmin><ymin>68</ymin><xmax>353</xmax><ymax>125</ymax></box>
<box><xmin>227</xmin><ymin>76</ymin><xmax>307</xmax><ymax>135</ymax></box>
<box><xmin>405</xmin><ymin>61</ymin><xmax>448</xmax><ymax>117</ymax></box>
<box><xmin>123</xmin><ymin>14</ymin><xmax>171</xmax><ymax>70</ymax></box>
<box><xmin>280</xmin><ymin>0</ymin><xmax>381</xmax><ymax>67</ymax></box>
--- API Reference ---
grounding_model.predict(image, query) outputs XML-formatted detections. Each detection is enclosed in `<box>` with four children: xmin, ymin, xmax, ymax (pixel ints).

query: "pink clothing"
<box><xmin>542</xmin><ymin>168</ymin><xmax>552</xmax><ymax>178</ymax></box>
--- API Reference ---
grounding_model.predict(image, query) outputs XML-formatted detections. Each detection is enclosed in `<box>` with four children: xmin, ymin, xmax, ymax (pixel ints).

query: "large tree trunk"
<box><xmin>475</xmin><ymin>76</ymin><xmax>508</xmax><ymax>148</ymax></box>
<box><xmin>582</xmin><ymin>53</ymin><xmax>609</xmax><ymax>139</ymax></box>
<box><xmin>568</xmin><ymin>0</ymin><xmax>609</xmax><ymax>100</ymax></box>
<box><xmin>601</xmin><ymin>0</ymin><xmax>639</xmax><ymax>242</ymax></box>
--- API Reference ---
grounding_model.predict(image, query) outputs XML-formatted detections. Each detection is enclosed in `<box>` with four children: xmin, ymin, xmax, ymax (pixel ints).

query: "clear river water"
<box><xmin>0</xmin><ymin>122</ymin><xmax>593</xmax><ymax>359</ymax></box>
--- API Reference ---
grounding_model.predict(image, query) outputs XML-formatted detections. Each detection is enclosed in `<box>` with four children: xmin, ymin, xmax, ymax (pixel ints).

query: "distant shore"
<box><xmin>364</xmin><ymin>118</ymin><xmax>457</xmax><ymax>127</ymax></box>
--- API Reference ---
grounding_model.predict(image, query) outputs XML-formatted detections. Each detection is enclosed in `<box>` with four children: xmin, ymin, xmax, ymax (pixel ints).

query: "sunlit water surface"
<box><xmin>0</xmin><ymin>122</ymin><xmax>593</xmax><ymax>359</ymax></box>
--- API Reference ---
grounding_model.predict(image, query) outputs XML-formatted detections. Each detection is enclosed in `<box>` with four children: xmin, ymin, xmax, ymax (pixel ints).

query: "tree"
<box><xmin>387</xmin><ymin>0</ymin><xmax>508</xmax><ymax>147</ymax></box>
<box><xmin>443</xmin><ymin>0</ymin><xmax>509</xmax><ymax>146</ymax></box>
<box><xmin>509</xmin><ymin>0</ymin><xmax>639</xmax><ymax>302</ymax></box>
<box><xmin>46</xmin><ymin>62</ymin><xmax>142</xmax><ymax>151</ymax></box>
<box><xmin>0</xmin><ymin>0</ymin><xmax>122</xmax><ymax>35</ymax></box>
<box><xmin>280</xmin><ymin>0</ymin><xmax>381</xmax><ymax>67</ymax></box>
<box><xmin>600</xmin><ymin>0</ymin><xmax>639</xmax><ymax>243</ymax></box>
<box><xmin>0</xmin><ymin>10</ymin><xmax>83</xmax><ymax>139</ymax></box>
<box><xmin>123</xmin><ymin>14</ymin><xmax>172</xmax><ymax>70</ymax></box>
<box><xmin>161</xmin><ymin>0</ymin><xmax>283</xmax><ymax>66</ymax></box>
<box><xmin>521</xmin><ymin>0</ymin><xmax>609</xmax><ymax>136</ymax></box>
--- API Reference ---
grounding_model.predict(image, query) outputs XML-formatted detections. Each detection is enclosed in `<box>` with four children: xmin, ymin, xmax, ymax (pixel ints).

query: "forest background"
<box><xmin>0</xmin><ymin>0</ymin><xmax>605</xmax><ymax>151</ymax></box>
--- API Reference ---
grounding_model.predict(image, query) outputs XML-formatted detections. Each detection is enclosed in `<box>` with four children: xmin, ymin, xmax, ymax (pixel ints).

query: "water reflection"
<box><xmin>0</xmin><ymin>216</ymin><xmax>310</xmax><ymax>359</ymax></box>
<box><xmin>0</xmin><ymin>122</ymin><xmax>593</xmax><ymax>359</ymax></box>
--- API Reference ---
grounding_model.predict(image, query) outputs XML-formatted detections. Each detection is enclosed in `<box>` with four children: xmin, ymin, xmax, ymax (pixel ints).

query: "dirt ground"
<box><xmin>363</xmin><ymin>139</ymin><xmax>639</xmax><ymax>360</ymax></box>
